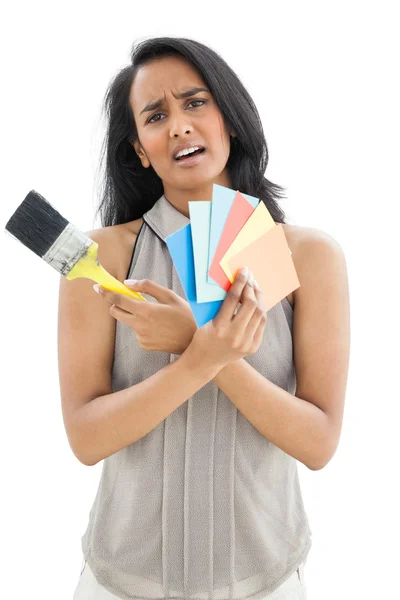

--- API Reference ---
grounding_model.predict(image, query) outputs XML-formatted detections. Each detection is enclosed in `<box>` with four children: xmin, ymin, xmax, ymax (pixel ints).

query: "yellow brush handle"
<box><xmin>65</xmin><ymin>240</ymin><xmax>146</xmax><ymax>301</ymax></box>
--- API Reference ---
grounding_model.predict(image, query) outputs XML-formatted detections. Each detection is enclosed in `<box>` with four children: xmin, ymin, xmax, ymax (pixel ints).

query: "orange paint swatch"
<box><xmin>227</xmin><ymin>224</ymin><xmax>300</xmax><ymax>312</ymax></box>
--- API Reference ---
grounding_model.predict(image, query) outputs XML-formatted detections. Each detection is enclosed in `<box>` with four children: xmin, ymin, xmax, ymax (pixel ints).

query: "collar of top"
<box><xmin>143</xmin><ymin>194</ymin><xmax>190</xmax><ymax>243</ymax></box>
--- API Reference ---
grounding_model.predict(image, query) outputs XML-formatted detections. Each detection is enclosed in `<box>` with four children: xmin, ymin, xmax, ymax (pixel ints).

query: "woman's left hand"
<box><xmin>94</xmin><ymin>279</ymin><xmax>198</xmax><ymax>354</ymax></box>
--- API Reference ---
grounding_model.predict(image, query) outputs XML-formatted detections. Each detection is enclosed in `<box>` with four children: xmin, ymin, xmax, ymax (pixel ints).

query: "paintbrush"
<box><xmin>4</xmin><ymin>189</ymin><xmax>147</xmax><ymax>301</ymax></box>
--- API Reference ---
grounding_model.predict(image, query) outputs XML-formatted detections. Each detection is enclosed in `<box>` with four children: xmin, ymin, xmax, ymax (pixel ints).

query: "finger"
<box><xmin>247</xmin><ymin>282</ymin><xmax>268</xmax><ymax>337</ymax></box>
<box><xmin>214</xmin><ymin>266</ymin><xmax>250</xmax><ymax>325</ymax></box>
<box><xmin>232</xmin><ymin>272</ymin><xmax>259</xmax><ymax>333</ymax></box>
<box><xmin>109</xmin><ymin>303</ymin><xmax>135</xmax><ymax>321</ymax></box>
<box><xmin>109</xmin><ymin>304</ymin><xmax>145</xmax><ymax>333</ymax></box>
<box><xmin>253</xmin><ymin>300</ymin><xmax>268</xmax><ymax>347</ymax></box>
<box><xmin>124</xmin><ymin>278</ymin><xmax>177</xmax><ymax>304</ymax></box>
<box><xmin>95</xmin><ymin>285</ymin><xmax>148</xmax><ymax>317</ymax></box>
<box><xmin>252</xmin><ymin>279</ymin><xmax>266</xmax><ymax>316</ymax></box>
<box><xmin>253</xmin><ymin>314</ymin><xmax>268</xmax><ymax>349</ymax></box>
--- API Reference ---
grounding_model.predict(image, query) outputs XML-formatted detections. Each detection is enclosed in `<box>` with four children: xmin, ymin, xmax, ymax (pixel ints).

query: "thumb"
<box><xmin>124</xmin><ymin>278</ymin><xmax>176</xmax><ymax>304</ymax></box>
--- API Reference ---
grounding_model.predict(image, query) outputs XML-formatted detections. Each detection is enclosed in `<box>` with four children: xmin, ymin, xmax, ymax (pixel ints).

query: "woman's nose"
<box><xmin>168</xmin><ymin>111</ymin><xmax>194</xmax><ymax>136</ymax></box>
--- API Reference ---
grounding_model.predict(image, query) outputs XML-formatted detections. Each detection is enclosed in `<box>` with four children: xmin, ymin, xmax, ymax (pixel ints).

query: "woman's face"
<box><xmin>129</xmin><ymin>55</ymin><xmax>235</xmax><ymax>209</ymax></box>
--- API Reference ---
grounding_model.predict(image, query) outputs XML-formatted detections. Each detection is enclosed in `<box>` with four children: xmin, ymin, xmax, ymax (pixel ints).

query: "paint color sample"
<box><xmin>220</xmin><ymin>201</ymin><xmax>276</xmax><ymax>282</ymax></box>
<box><xmin>227</xmin><ymin>224</ymin><xmax>300</xmax><ymax>312</ymax></box>
<box><xmin>207</xmin><ymin>184</ymin><xmax>259</xmax><ymax>285</ymax></box>
<box><xmin>188</xmin><ymin>200</ymin><xmax>226</xmax><ymax>303</ymax></box>
<box><xmin>166</xmin><ymin>223</ymin><xmax>223</xmax><ymax>327</ymax></box>
<box><xmin>208</xmin><ymin>191</ymin><xmax>255</xmax><ymax>291</ymax></box>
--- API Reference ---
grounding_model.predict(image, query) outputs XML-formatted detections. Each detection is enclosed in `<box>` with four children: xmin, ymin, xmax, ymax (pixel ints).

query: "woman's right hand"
<box><xmin>187</xmin><ymin>266</ymin><xmax>268</xmax><ymax>371</ymax></box>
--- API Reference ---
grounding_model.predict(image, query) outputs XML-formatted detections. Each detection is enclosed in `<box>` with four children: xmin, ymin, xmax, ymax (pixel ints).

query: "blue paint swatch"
<box><xmin>166</xmin><ymin>223</ymin><xmax>223</xmax><ymax>327</ymax></box>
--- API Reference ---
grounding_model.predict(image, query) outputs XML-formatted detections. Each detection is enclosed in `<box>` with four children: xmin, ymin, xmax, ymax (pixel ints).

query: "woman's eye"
<box><xmin>147</xmin><ymin>99</ymin><xmax>206</xmax><ymax>124</ymax></box>
<box><xmin>188</xmin><ymin>99</ymin><xmax>205</xmax><ymax>109</ymax></box>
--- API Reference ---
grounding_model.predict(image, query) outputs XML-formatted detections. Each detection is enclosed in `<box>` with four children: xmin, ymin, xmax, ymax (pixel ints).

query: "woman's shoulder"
<box><xmin>87</xmin><ymin>218</ymin><xmax>144</xmax><ymax>282</ymax></box>
<box><xmin>282</xmin><ymin>222</ymin><xmax>343</xmax><ymax>253</ymax></box>
<box><xmin>281</xmin><ymin>223</ymin><xmax>345</xmax><ymax>309</ymax></box>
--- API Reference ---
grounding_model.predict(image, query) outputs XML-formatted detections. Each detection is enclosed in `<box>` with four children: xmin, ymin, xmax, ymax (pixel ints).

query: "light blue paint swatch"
<box><xmin>188</xmin><ymin>201</ymin><xmax>226</xmax><ymax>303</ymax></box>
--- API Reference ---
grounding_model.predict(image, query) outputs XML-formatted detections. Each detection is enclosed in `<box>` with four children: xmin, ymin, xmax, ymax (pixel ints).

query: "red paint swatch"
<box><xmin>208</xmin><ymin>191</ymin><xmax>255</xmax><ymax>291</ymax></box>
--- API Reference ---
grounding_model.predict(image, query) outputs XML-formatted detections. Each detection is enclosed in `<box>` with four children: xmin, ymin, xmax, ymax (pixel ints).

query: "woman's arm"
<box><xmin>79</xmin><ymin>265</ymin><xmax>266</xmax><ymax>467</ymax></box>
<box><xmin>75</xmin><ymin>344</ymin><xmax>221</xmax><ymax>466</ymax></box>
<box><xmin>58</xmin><ymin>227</ymin><xmax>222</xmax><ymax>467</ymax></box>
<box><xmin>211</xmin><ymin>229</ymin><xmax>350</xmax><ymax>471</ymax></box>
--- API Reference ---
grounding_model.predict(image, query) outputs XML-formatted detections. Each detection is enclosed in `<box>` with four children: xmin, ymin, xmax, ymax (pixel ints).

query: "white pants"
<box><xmin>73</xmin><ymin>559</ymin><xmax>307</xmax><ymax>599</ymax></box>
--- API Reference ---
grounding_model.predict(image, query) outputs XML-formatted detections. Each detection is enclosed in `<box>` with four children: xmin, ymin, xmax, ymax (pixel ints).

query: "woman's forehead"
<box><xmin>130</xmin><ymin>58</ymin><xmax>206</xmax><ymax>111</ymax></box>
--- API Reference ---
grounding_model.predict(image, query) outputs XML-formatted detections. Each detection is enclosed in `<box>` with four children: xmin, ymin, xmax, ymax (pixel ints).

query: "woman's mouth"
<box><xmin>173</xmin><ymin>147</ymin><xmax>206</xmax><ymax>167</ymax></box>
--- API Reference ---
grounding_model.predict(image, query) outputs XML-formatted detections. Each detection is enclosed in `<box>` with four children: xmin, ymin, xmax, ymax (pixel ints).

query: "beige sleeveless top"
<box><xmin>81</xmin><ymin>194</ymin><xmax>312</xmax><ymax>600</ymax></box>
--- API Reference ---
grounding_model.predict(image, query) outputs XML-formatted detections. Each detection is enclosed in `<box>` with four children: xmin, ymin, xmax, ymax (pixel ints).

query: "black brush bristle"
<box><xmin>5</xmin><ymin>190</ymin><xmax>70</xmax><ymax>258</ymax></box>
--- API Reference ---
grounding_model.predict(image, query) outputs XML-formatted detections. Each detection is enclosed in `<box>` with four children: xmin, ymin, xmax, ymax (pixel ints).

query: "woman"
<box><xmin>59</xmin><ymin>36</ymin><xmax>350</xmax><ymax>600</ymax></box>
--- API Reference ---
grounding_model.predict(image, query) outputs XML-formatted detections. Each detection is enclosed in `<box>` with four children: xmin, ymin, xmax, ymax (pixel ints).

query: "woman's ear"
<box><xmin>132</xmin><ymin>140</ymin><xmax>150</xmax><ymax>168</ymax></box>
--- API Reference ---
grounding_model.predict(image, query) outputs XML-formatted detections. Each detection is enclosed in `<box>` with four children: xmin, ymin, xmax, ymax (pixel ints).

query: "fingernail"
<box><xmin>124</xmin><ymin>279</ymin><xmax>138</xmax><ymax>285</ymax></box>
<box><xmin>253</xmin><ymin>279</ymin><xmax>260</xmax><ymax>290</ymax></box>
<box><xmin>93</xmin><ymin>284</ymin><xmax>100</xmax><ymax>293</ymax></box>
<box><xmin>241</xmin><ymin>266</ymin><xmax>249</xmax><ymax>277</ymax></box>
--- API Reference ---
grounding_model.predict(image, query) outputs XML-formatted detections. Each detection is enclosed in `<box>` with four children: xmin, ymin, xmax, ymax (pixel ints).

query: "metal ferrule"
<box><xmin>42</xmin><ymin>223</ymin><xmax>96</xmax><ymax>276</ymax></box>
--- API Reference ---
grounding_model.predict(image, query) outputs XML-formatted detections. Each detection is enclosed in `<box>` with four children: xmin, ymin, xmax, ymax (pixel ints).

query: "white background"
<box><xmin>1</xmin><ymin>1</ymin><xmax>399</xmax><ymax>598</ymax></box>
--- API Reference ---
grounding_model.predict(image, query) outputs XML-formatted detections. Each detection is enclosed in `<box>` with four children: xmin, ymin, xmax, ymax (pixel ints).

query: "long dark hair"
<box><xmin>94</xmin><ymin>36</ymin><xmax>287</xmax><ymax>227</ymax></box>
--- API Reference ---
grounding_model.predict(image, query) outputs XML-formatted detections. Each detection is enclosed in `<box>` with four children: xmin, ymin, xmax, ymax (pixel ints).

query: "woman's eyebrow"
<box><xmin>140</xmin><ymin>87</ymin><xmax>209</xmax><ymax>116</ymax></box>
